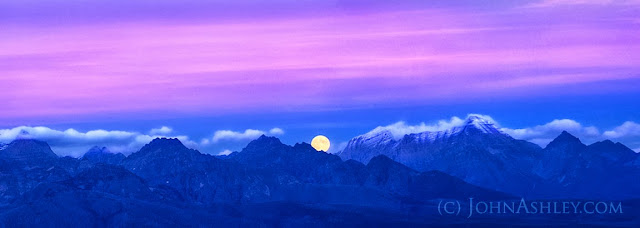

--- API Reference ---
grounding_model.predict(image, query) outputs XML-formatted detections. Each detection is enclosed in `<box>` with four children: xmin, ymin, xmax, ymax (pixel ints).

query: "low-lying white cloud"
<box><xmin>365</xmin><ymin>117</ymin><xmax>464</xmax><ymax>139</ymax></box>
<box><xmin>364</xmin><ymin>114</ymin><xmax>495</xmax><ymax>139</ymax></box>
<box><xmin>269</xmin><ymin>128</ymin><xmax>285</xmax><ymax>135</ymax></box>
<box><xmin>212</xmin><ymin>127</ymin><xmax>284</xmax><ymax>143</ymax></box>
<box><xmin>501</xmin><ymin>119</ymin><xmax>601</xmax><ymax>146</ymax></box>
<box><xmin>149</xmin><ymin>126</ymin><xmax>173</xmax><ymax>135</ymax></box>
<box><xmin>200</xmin><ymin>138</ymin><xmax>211</xmax><ymax>145</ymax></box>
<box><xmin>603</xmin><ymin>121</ymin><xmax>640</xmax><ymax>138</ymax></box>
<box><xmin>360</xmin><ymin>114</ymin><xmax>639</xmax><ymax>150</ymax></box>
<box><xmin>0</xmin><ymin>125</ymin><xmax>287</xmax><ymax>157</ymax></box>
<box><xmin>217</xmin><ymin>149</ymin><xmax>233</xmax><ymax>156</ymax></box>
<box><xmin>0</xmin><ymin>126</ymin><xmax>196</xmax><ymax>157</ymax></box>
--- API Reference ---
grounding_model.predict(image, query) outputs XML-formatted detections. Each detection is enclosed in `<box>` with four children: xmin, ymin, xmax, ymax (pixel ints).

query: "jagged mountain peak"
<box><xmin>82</xmin><ymin>146</ymin><xmax>125</xmax><ymax>164</ymax></box>
<box><xmin>367</xmin><ymin>155</ymin><xmax>399</xmax><ymax>167</ymax></box>
<box><xmin>254</xmin><ymin>134</ymin><xmax>282</xmax><ymax>144</ymax></box>
<box><xmin>86</xmin><ymin>146</ymin><xmax>110</xmax><ymax>154</ymax></box>
<box><xmin>547</xmin><ymin>131</ymin><xmax>583</xmax><ymax>148</ymax></box>
<box><xmin>0</xmin><ymin>139</ymin><xmax>58</xmax><ymax>162</ymax></box>
<box><xmin>354</xmin><ymin>114</ymin><xmax>503</xmax><ymax>144</ymax></box>
<box><xmin>588</xmin><ymin>139</ymin><xmax>624</xmax><ymax>150</ymax></box>
<box><xmin>242</xmin><ymin>135</ymin><xmax>286</xmax><ymax>152</ymax></box>
<box><xmin>145</xmin><ymin>137</ymin><xmax>186</xmax><ymax>149</ymax></box>
<box><xmin>587</xmin><ymin>139</ymin><xmax>637</xmax><ymax>161</ymax></box>
<box><xmin>558</xmin><ymin>130</ymin><xmax>576</xmax><ymax>138</ymax></box>
<box><xmin>599</xmin><ymin>139</ymin><xmax>615</xmax><ymax>145</ymax></box>
<box><xmin>134</xmin><ymin>138</ymin><xmax>190</xmax><ymax>154</ymax></box>
<box><xmin>82</xmin><ymin>146</ymin><xmax>113</xmax><ymax>159</ymax></box>
<box><xmin>293</xmin><ymin>142</ymin><xmax>315</xmax><ymax>151</ymax></box>
<box><xmin>125</xmin><ymin>137</ymin><xmax>201</xmax><ymax>162</ymax></box>
<box><xmin>8</xmin><ymin>138</ymin><xmax>51</xmax><ymax>147</ymax></box>
<box><xmin>366</xmin><ymin>155</ymin><xmax>415</xmax><ymax>173</ymax></box>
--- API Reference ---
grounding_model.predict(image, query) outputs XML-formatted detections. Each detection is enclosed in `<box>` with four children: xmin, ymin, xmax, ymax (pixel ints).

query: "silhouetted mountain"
<box><xmin>535</xmin><ymin>131</ymin><xmax>587</xmax><ymax>180</ymax></box>
<box><xmin>0</xmin><ymin>165</ymin><xmax>70</xmax><ymax>205</ymax></box>
<box><xmin>62</xmin><ymin>164</ymin><xmax>158</xmax><ymax>200</ymax></box>
<box><xmin>121</xmin><ymin>138</ymin><xmax>270</xmax><ymax>204</ymax></box>
<box><xmin>229</xmin><ymin>135</ymin><xmax>357</xmax><ymax>185</ymax></box>
<box><xmin>364</xmin><ymin>155</ymin><xmax>514</xmax><ymax>201</ymax></box>
<box><xmin>227</xmin><ymin>135</ymin><xmax>396</xmax><ymax>206</ymax></box>
<box><xmin>0</xmin><ymin>139</ymin><xmax>58</xmax><ymax>166</ymax></box>
<box><xmin>0</xmin><ymin>134</ymin><xmax>638</xmax><ymax>226</ymax></box>
<box><xmin>587</xmin><ymin>140</ymin><xmax>637</xmax><ymax>164</ymax></box>
<box><xmin>81</xmin><ymin>146</ymin><xmax>125</xmax><ymax>165</ymax></box>
<box><xmin>1</xmin><ymin>181</ymin><xmax>235</xmax><ymax>227</ymax></box>
<box><xmin>536</xmin><ymin>131</ymin><xmax>640</xmax><ymax>199</ymax></box>
<box><xmin>228</xmin><ymin>135</ymin><xmax>513</xmax><ymax>205</ymax></box>
<box><xmin>0</xmin><ymin>139</ymin><xmax>70</xmax><ymax>205</ymax></box>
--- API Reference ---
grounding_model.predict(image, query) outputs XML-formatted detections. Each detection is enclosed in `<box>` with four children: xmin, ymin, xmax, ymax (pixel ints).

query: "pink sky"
<box><xmin>1</xmin><ymin>1</ymin><xmax>640</xmax><ymax>122</ymax></box>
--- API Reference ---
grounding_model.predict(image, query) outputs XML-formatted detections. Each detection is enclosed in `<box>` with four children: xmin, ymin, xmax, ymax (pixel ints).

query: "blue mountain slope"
<box><xmin>121</xmin><ymin>138</ymin><xmax>271</xmax><ymax>204</ymax></box>
<box><xmin>0</xmin><ymin>139</ymin><xmax>58</xmax><ymax>166</ymax></box>
<box><xmin>228</xmin><ymin>135</ymin><xmax>514</xmax><ymax>204</ymax></box>
<box><xmin>0</xmin><ymin>139</ymin><xmax>71</xmax><ymax>205</ymax></box>
<box><xmin>0</xmin><ymin>134</ymin><xmax>638</xmax><ymax>226</ymax></box>
<box><xmin>365</xmin><ymin>155</ymin><xmax>514</xmax><ymax>201</ymax></box>
<box><xmin>341</xmin><ymin>116</ymin><xmax>640</xmax><ymax>200</ymax></box>
<box><xmin>340</xmin><ymin>115</ymin><xmax>545</xmax><ymax>197</ymax></box>
<box><xmin>536</xmin><ymin>131</ymin><xmax>640</xmax><ymax>199</ymax></box>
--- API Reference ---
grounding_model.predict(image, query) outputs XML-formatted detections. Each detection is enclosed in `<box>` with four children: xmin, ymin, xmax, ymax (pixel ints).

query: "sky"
<box><xmin>1</xmin><ymin>0</ymin><xmax>639</xmax><ymax>156</ymax></box>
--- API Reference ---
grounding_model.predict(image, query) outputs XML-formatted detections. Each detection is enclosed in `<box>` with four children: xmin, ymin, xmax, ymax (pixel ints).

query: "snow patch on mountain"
<box><xmin>360</xmin><ymin>130</ymin><xmax>395</xmax><ymax>143</ymax></box>
<box><xmin>355</xmin><ymin>114</ymin><xmax>504</xmax><ymax>144</ymax></box>
<box><xmin>342</xmin><ymin>130</ymin><xmax>396</xmax><ymax>153</ymax></box>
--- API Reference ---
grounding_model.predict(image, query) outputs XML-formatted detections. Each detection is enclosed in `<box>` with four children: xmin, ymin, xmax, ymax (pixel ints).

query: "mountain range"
<box><xmin>0</xmin><ymin>116</ymin><xmax>639</xmax><ymax>226</ymax></box>
<box><xmin>339</xmin><ymin>115</ymin><xmax>640</xmax><ymax>200</ymax></box>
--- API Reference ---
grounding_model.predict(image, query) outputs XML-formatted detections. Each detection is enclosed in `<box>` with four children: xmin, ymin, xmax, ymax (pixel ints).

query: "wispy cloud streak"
<box><xmin>1</xmin><ymin>1</ymin><xmax>639</xmax><ymax>122</ymax></box>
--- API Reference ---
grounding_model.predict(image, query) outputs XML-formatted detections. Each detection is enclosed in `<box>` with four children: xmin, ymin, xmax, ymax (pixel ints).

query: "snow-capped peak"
<box><xmin>0</xmin><ymin>143</ymin><xmax>7</xmax><ymax>151</ymax></box>
<box><xmin>344</xmin><ymin>130</ymin><xmax>395</xmax><ymax>150</ymax></box>
<box><xmin>457</xmin><ymin>114</ymin><xmax>503</xmax><ymax>135</ymax></box>
<box><xmin>351</xmin><ymin>114</ymin><xmax>504</xmax><ymax>146</ymax></box>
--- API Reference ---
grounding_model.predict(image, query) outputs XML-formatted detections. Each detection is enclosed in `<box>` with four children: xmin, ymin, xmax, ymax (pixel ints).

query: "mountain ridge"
<box><xmin>0</xmin><ymin>139</ymin><xmax>58</xmax><ymax>166</ymax></box>
<box><xmin>1</xmin><ymin>132</ymin><xmax>639</xmax><ymax>226</ymax></box>
<box><xmin>339</xmin><ymin>116</ymin><xmax>640</xmax><ymax>199</ymax></box>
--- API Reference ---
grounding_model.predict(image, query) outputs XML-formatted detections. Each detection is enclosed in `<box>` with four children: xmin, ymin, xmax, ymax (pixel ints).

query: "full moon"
<box><xmin>311</xmin><ymin>135</ymin><xmax>330</xmax><ymax>152</ymax></box>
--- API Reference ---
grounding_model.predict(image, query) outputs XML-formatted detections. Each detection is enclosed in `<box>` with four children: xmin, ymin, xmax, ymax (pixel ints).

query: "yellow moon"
<box><xmin>311</xmin><ymin>135</ymin><xmax>330</xmax><ymax>152</ymax></box>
